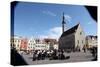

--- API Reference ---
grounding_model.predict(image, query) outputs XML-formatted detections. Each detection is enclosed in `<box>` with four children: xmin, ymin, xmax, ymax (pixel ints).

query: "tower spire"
<box><xmin>62</xmin><ymin>12</ymin><xmax>66</xmax><ymax>33</ymax></box>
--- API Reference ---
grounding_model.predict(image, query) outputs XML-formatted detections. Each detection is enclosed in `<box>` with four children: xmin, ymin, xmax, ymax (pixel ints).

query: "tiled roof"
<box><xmin>60</xmin><ymin>23</ymin><xmax>79</xmax><ymax>37</ymax></box>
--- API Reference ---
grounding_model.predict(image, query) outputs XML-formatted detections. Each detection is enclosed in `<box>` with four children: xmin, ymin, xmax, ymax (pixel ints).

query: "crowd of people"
<box><xmin>32</xmin><ymin>49</ymin><xmax>70</xmax><ymax>61</ymax></box>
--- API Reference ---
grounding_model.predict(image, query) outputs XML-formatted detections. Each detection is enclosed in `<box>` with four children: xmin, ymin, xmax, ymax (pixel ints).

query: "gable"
<box><xmin>75</xmin><ymin>24</ymin><xmax>85</xmax><ymax>36</ymax></box>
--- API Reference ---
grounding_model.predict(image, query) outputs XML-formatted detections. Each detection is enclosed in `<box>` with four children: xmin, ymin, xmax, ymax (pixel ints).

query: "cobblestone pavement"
<box><xmin>21</xmin><ymin>51</ymin><xmax>94</xmax><ymax>65</ymax></box>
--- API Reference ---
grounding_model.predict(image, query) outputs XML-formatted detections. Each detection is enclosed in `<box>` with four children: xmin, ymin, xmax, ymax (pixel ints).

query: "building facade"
<box><xmin>20</xmin><ymin>38</ymin><xmax>28</xmax><ymax>51</ymax></box>
<box><xmin>59</xmin><ymin>23</ymin><xmax>85</xmax><ymax>51</ymax></box>
<box><xmin>86</xmin><ymin>35</ymin><xmax>97</xmax><ymax>48</ymax></box>
<box><xmin>33</xmin><ymin>38</ymin><xmax>58</xmax><ymax>50</ymax></box>
<box><xmin>43</xmin><ymin>38</ymin><xmax>58</xmax><ymax>50</ymax></box>
<box><xmin>11</xmin><ymin>36</ymin><xmax>59</xmax><ymax>52</ymax></box>
<box><xmin>11</xmin><ymin>36</ymin><xmax>21</xmax><ymax>51</ymax></box>
<box><xmin>28</xmin><ymin>37</ymin><xmax>36</xmax><ymax>51</ymax></box>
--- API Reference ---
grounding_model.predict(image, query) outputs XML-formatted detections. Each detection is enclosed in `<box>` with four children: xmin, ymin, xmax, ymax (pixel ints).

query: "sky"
<box><xmin>13</xmin><ymin>2</ymin><xmax>97</xmax><ymax>39</ymax></box>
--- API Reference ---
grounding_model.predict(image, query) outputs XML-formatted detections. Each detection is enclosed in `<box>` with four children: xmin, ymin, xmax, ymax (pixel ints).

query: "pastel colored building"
<box><xmin>20</xmin><ymin>38</ymin><xmax>28</xmax><ymax>51</ymax></box>
<box><xmin>28</xmin><ymin>37</ymin><xmax>36</xmax><ymax>51</ymax></box>
<box><xmin>86</xmin><ymin>35</ymin><xmax>97</xmax><ymax>48</ymax></box>
<box><xmin>11</xmin><ymin>36</ymin><xmax>21</xmax><ymax>52</ymax></box>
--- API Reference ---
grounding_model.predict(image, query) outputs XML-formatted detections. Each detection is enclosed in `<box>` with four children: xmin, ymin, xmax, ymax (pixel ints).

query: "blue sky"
<box><xmin>14</xmin><ymin>2</ymin><xmax>97</xmax><ymax>39</ymax></box>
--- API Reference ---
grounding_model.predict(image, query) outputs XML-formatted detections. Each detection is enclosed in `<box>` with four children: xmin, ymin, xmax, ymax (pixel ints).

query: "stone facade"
<box><xmin>59</xmin><ymin>23</ymin><xmax>85</xmax><ymax>51</ymax></box>
<box><xmin>75</xmin><ymin>24</ymin><xmax>85</xmax><ymax>51</ymax></box>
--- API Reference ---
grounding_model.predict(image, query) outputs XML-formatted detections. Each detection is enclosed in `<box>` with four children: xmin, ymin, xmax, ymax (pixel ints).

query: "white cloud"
<box><xmin>42</xmin><ymin>10</ymin><xmax>56</xmax><ymax>17</ymax></box>
<box><xmin>64</xmin><ymin>14</ymin><xmax>72</xmax><ymax>22</ymax></box>
<box><xmin>38</xmin><ymin>27</ymin><xmax>62</xmax><ymax>40</ymax></box>
<box><xmin>48</xmin><ymin>27</ymin><xmax>62</xmax><ymax>39</ymax></box>
<box><xmin>38</xmin><ymin>35</ymin><xmax>48</xmax><ymax>39</ymax></box>
<box><xmin>87</xmin><ymin>22</ymin><xmax>92</xmax><ymax>25</ymax></box>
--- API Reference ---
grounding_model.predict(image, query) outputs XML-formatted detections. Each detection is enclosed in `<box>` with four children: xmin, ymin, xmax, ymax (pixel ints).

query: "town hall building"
<box><xmin>59</xmin><ymin>13</ymin><xmax>85</xmax><ymax>52</ymax></box>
